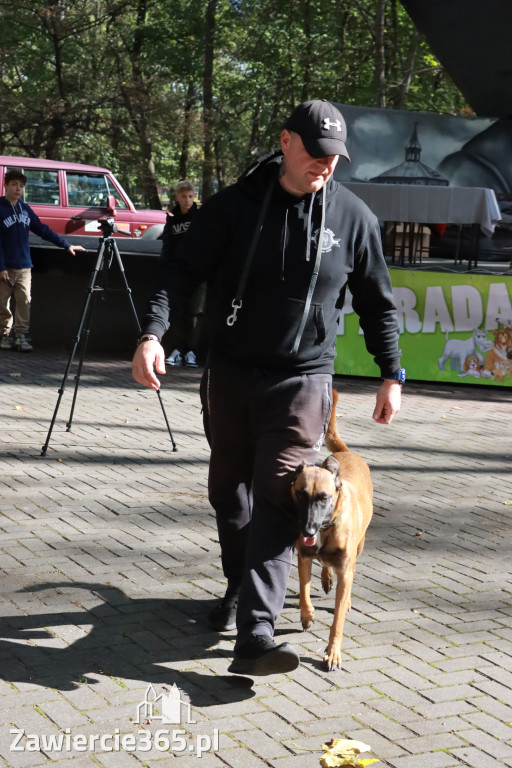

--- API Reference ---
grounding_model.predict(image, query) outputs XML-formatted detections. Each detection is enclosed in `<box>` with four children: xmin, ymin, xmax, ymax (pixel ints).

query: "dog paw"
<box><xmin>321</xmin><ymin>567</ymin><xmax>333</xmax><ymax>594</ymax></box>
<box><xmin>301</xmin><ymin>611</ymin><xmax>314</xmax><ymax>630</ymax></box>
<box><xmin>324</xmin><ymin>646</ymin><xmax>342</xmax><ymax>671</ymax></box>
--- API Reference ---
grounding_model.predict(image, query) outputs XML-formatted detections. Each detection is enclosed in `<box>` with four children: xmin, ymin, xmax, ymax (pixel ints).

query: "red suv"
<box><xmin>0</xmin><ymin>156</ymin><xmax>167</xmax><ymax>255</ymax></box>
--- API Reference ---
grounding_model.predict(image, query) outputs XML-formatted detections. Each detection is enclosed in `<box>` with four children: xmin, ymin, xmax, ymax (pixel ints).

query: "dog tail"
<box><xmin>325</xmin><ymin>389</ymin><xmax>350</xmax><ymax>453</ymax></box>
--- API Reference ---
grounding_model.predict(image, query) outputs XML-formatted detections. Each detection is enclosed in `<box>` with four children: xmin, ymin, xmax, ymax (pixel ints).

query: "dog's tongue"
<box><xmin>303</xmin><ymin>534</ymin><xmax>317</xmax><ymax>547</ymax></box>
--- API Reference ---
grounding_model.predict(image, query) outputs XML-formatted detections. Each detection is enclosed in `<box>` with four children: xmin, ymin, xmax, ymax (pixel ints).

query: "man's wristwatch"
<box><xmin>383</xmin><ymin>367</ymin><xmax>406</xmax><ymax>385</ymax></box>
<box><xmin>136</xmin><ymin>334</ymin><xmax>159</xmax><ymax>347</ymax></box>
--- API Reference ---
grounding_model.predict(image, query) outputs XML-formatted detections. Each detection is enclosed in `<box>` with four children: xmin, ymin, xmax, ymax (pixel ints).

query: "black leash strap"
<box><xmin>290</xmin><ymin>185</ymin><xmax>326</xmax><ymax>355</ymax></box>
<box><xmin>226</xmin><ymin>180</ymin><xmax>275</xmax><ymax>326</ymax></box>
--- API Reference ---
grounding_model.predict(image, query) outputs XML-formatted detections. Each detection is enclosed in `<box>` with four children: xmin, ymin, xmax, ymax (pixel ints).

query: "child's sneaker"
<box><xmin>184</xmin><ymin>350</ymin><xmax>198</xmax><ymax>368</ymax></box>
<box><xmin>0</xmin><ymin>333</ymin><xmax>14</xmax><ymax>350</ymax></box>
<box><xmin>165</xmin><ymin>349</ymin><xmax>182</xmax><ymax>366</ymax></box>
<box><xmin>14</xmin><ymin>334</ymin><xmax>33</xmax><ymax>352</ymax></box>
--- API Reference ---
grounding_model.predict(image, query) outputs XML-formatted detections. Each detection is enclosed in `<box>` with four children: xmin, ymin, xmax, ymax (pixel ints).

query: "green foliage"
<box><xmin>0</xmin><ymin>0</ymin><xmax>469</xmax><ymax>204</ymax></box>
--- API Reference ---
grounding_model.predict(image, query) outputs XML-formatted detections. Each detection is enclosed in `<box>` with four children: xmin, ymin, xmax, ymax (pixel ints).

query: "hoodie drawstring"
<box><xmin>305</xmin><ymin>191</ymin><xmax>315</xmax><ymax>262</ymax></box>
<box><xmin>281</xmin><ymin>190</ymin><xmax>316</xmax><ymax>279</ymax></box>
<box><xmin>280</xmin><ymin>208</ymin><xmax>289</xmax><ymax>280</ymax></box>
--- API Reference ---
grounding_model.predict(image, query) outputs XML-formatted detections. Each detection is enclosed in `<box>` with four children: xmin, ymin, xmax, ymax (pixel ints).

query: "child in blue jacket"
<box><xmin>0</xmin><ymin>168</ymin><xmax>84</xmax><ymax>351</ymax></box>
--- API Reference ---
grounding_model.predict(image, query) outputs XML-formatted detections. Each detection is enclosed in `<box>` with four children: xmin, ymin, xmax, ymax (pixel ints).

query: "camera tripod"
<box><xmin>41</xmin><ymin>218</ymin><xmax>177</xmax><ymax>456</ymax></box>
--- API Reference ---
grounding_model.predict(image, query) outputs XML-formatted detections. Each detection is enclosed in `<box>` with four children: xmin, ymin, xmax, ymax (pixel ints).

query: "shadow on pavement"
<box><xmin>0</xmin><ymin>582</ymin><xmax>254</xmax><ymax>705</ymax></box>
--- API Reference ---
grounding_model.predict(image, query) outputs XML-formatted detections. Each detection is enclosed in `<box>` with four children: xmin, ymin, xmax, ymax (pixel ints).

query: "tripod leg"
<box><xmin>113</xmin><ymin>242</ymin><xmax>178</xmax><ymax>451</ymax></box>
<box><xmin>113</xmin><ymin>243</ymin><xmax>143</xmax><ymax>334</ymax></box>
<box><xmin>41</xmin><ymin>243</ymin><xmax>106</xmax><ymax>456</ymax></box>
<box><xmin>156</xmin><ymin>389</ymin><xmax>177</xmax><ymax>451</ymax></box>
<box><xmin>66</xmin><ymin>293</ymin><xmax>97</xmax><ymax>432</ymax></box>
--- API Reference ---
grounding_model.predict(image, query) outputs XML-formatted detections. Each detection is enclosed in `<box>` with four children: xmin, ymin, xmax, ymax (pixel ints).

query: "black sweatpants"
<box><xmin>200</xmin><ymin>357</ymin><xmax>333</xmax><ymax>646</ymax></box>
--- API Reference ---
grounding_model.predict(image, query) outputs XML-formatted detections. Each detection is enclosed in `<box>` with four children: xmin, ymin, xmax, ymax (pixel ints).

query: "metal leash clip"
<box><xmin>226</xmin><ymin>298</ymin><xmax>242</xmax><ymax>326</ymax></box>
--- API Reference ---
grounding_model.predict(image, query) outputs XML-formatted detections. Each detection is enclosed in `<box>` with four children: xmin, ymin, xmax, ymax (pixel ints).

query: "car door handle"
<box><xmin>71</xmin><ymin>215</ymin><xmax>84</xmax><ymax>221</ymax></box>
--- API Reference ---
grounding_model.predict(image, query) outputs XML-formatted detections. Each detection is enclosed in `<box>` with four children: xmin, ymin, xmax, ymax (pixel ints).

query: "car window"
<box><xmin>105</xmin><ymin>176</ymin><xmax>128</xmax><ymax>210</ymax></box>
<box><xmin>22</xmin><ymin>169</ymin><xmax>60</xmax><ymax>206</ymax></box>
<box><xmin>66</xmin><ymin>172</ymin><xmax>127</xmax><ymax>210</ymax></box>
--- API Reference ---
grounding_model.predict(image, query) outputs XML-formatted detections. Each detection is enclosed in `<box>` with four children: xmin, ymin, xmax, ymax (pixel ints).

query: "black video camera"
<box><xmin>98</xmin><ymin>217</ymin><xmax>118</xmax><ymax>237</ymax></box>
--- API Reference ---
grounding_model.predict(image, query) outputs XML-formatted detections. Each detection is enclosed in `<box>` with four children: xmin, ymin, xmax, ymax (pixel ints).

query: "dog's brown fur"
<box><xmin>291</xmin><ymin>389</ymin><xmax>373</xmax><ymax>670</ymax></box>
<box><xmin>482</xmin><ymin>327</ymin><xmax>512</xmax><ymax>377</ymax></box>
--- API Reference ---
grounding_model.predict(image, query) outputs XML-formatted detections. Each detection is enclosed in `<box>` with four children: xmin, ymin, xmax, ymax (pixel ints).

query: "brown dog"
<box><xmin>291</xmin><ymin>389</ymin><xmax>373</xmax><ymax>670</ymax></box>
<box><xmin>482</xmin><ymin>327</ymin><xmax>512</xmax><ymax>377</ymax></box>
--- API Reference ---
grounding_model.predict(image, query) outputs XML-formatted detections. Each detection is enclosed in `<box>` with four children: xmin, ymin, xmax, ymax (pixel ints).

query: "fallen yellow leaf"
<box><xmin>291</xmin><ymin>736</ymin><xmax>380</xmax><ymax>768</ymax></box>
<box><xmin>321</xmin><ymin>756</ymin><xmax>379</xmax><ymax>768</ymax></box>
<box><xmin>320</xmin><ymin>739</ymin><xmax>378</xmax><ymax>767</ymax></box>
<box><xmin>503</xmin><ymin>501</ymin><xmax>512</xmax><ymax>506</ymax></box>
<box><xmin>322</xmin><ymin>739</ymin><xmax>372</xmax><ymax>755</ymax></box>
<box><xmin>321</xmin><ymin>755</ymin><xmax>351</xmax><ymax>767</ymax></box>
<box><xmin>15</xmin><ymin>406</ymin><xmax>25</xmax><ymax>411</ymax></box>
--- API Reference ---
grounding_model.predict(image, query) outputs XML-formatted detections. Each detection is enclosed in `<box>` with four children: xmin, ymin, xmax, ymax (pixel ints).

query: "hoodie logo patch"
<box><xmin>317</xmin><ymin>228</ymin><xmax>340</xmax><ymax>253</ymax></box>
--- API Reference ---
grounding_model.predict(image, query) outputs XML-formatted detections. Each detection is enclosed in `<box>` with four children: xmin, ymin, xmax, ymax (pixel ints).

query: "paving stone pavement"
<box><xmin>0</xmin><ymin>348</ymin><xmax>511</xmax><ymax>768</ymax></box>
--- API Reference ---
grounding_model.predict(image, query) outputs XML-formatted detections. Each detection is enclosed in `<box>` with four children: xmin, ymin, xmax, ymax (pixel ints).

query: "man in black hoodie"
<box><xmin>132</xmin><ymin>100</ymin><xmax>404</xmax><ymax>676</ymax></box>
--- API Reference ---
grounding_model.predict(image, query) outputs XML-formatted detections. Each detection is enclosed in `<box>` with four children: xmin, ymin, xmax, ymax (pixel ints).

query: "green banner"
<box><xmin>335</xmin><ymin>269</ymin><xmax>512</xmax><ymax>386</ymax></box>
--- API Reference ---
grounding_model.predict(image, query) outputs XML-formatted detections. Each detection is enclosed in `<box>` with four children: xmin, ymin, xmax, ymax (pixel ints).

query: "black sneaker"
<box><xmin>228</xmin><ymin>634</ymin><xmax>300</xmax><ymax>676</ymax></box>
<box><xmin>207</xmin><ymin>591</ymin><xmax>238</xmax><ymax>632</ymax></box>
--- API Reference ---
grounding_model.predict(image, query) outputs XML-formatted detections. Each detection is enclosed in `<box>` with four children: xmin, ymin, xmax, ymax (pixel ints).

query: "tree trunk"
<box><xmin>301</xmin><ymin>0</ymin><xmax>312</xmax><ymax>102</ymax></box>
<box><xmin>140</xmin><ymin>135</ymin><xmax>161</xmax><ymax>210</ymax></box>
<box><xmin>395</xmin><ymin>29</ymin><xmax>420</xmax><ymax>109</ymax></box>
<box><xmin>202</xmin><ymin>0</ymin><xmax>217</xmax><ymax>201</ymax></box>
<box><xmin>45</xmin><ymin>115</ymin><xmax>66</xmax><ymax>159</ymax></box>
<box><xmin>214</xmin><ymin>136</ymin><xmax>224</xmax><ymax>190</ymax></box>
<box><xmin>179</xmin><ymin>78</ymin><xmax>195</xmax><ymax>180</ymax></box>
<box><xmin>118</xmin><ymin>0</ymin><xmax>161</xmax><ymax>209</ymax></box>
<box><xmin>119</xmin><ymin>80</ymin><xmax>162</xmax><ymax>209</ymax></box>
<box><xmin>375</xmin><ymin>0</ymin><xmax>386</xmax><ymax>108</ymax></box>
<box><xmin>245</xmin><ymin>95</ymin><xmax>262</xmax><ymax>166</ymax></box>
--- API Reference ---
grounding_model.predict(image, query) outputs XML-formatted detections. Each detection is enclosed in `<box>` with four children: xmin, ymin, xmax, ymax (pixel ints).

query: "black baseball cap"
<box><xmin>284</xmin><ymin>99</ymin><xmax>350</xmax><ymax>161</ymax></box>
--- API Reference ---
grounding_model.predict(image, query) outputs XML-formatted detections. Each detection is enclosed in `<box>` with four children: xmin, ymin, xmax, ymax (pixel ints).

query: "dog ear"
<box><xmin>292</xmin><ymin>460</ymin><xmax>309</xmax><ymax>482</ymax></box>
<box><xmin>323</xmin><ymin>455</ymin><xmax>342</xmax><ymax>491</ymax></box>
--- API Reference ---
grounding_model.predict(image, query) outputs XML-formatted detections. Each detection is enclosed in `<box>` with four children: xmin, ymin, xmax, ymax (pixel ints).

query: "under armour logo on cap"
<box><xmin>322</xmin><ymin>117</ymin><xmax>343</xmax><ymax>132</ymax></box>
<box><xmin>284</xmin><ymin>99</ymin><xmax>350</xmax><ymax>161</ymax></box>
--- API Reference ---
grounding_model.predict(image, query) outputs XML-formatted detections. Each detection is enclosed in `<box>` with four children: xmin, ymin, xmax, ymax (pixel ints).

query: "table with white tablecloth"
<box><xmin>342</xmin><ymin>182</ymin><xmax>502</xmax><ymax>266</ymax></box>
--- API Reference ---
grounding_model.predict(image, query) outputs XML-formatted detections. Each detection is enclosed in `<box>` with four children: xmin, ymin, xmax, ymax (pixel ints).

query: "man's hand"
<box><xmin>68</xmin><ymin>246</ymin><xmax>86</xmax><ymax>256</ymax></box>
<box><xmin>372</xmin><ymin>379</ymin><xmax>402</xmax><ymax>425</ymax></box>
<box><xmin>0</xmin><ymin>270</ymin><xmax>9</xmax><ymax>282</ymax></box>
<box><xmin>132</xmin><ymin>340</ymin><xmax>166</xmax><ymax>391</ymax></box>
